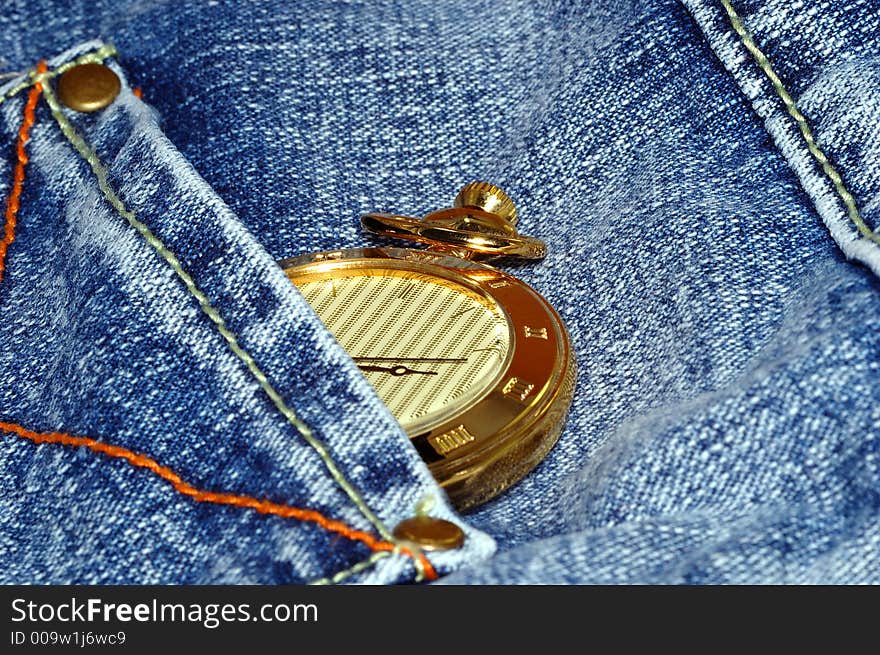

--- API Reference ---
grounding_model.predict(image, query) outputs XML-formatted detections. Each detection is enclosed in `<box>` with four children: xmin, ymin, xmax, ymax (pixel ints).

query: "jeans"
<box><xmin>0</xmin><ymin>0</ymin><xmax>877</xmax><ymax>584</ymax></box>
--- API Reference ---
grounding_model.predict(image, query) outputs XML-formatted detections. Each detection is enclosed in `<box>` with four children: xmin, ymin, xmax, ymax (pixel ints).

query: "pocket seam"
<box><xmin>2</xmin><ymin>45</ymin><xmax>438</xmax><ymax>584</ymax></box>
<box><xmin>718</xmin><ymin>0</ymin><xmax>878</xmax><ymax>245</ymax></box>
<box><xmin>0</xmin><ymin>420</ymin><xmax>426</xmax><ymax>581</ymax></box>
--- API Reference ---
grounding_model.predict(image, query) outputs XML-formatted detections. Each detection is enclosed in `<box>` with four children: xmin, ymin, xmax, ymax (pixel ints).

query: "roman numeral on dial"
<box><xmin>502</xmin><ymin>376</ymin><xmax>535</xmax><ymax>402</ymax></box>
<box><xmin>428</xmin><ymin>425</ymin><xmax>476</xmax><ymax>456</ymax></box>
<box><xmin>524</xmin><ymin>326</ymin><xmax>548</xmax><ymax>339</ymax></box>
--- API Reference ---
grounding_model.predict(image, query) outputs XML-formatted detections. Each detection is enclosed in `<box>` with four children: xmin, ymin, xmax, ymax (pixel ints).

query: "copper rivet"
<box><xmin>393</xmin><ymin>516</ymin><xmax>465</xmax><ymax>551</ymax></box>
<box><xmin>56</xmin><ymin>63</ymin><xmax>121</xmax><ymax>112</ymax></box>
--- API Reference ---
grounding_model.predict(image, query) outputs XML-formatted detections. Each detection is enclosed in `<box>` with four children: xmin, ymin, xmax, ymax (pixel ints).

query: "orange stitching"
<box><xmin>0</xmin><ymin>57</ymin><xmax>440</xmax><ymax>584</ymax></box>
<box><xmin>132</xmin><ymin>87</ymin><xmax>143</xmax><ymax>99</ymax></box>
<box><xmin>0</xmin><ymin>420</ymin><xmax>437</xmax><ymax>581</ymax></box>
<box><xmin>0</xmin><ymin>60</ymin><xmax>46</xmax><ymax>284</ymax></box>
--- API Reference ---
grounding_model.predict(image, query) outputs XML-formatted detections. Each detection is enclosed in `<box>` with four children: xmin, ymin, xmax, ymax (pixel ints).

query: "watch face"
<box><xmin>280</xmin><ymin>247</ymin><xmax>575</xmax><ymax>510</ymax></box>
<box><xmin>292</xmin><ymin>266</ymin><xmax>513</xmax><ymax>435</ymax></box>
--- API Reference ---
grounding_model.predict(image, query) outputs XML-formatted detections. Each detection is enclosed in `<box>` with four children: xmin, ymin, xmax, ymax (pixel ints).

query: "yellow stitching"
<box><xmin>0</xmin><ymin>44</ymin><xmax>118</xmax><ymax>107</ymax></box>
<box><xmin>718</xmin><ymin>0</ymin><xmax>880</xmax><ymax>244</ymax></box>
<box><xmin>308</xmin><ymin>551</ymin><xmax>391</xmax><ymax>585</ymax></box>
<box><xmin>39</xmin><ymin>80</ymin><xmax>429</xmax><ymax>574</ymax></box>
<box><xmin>406</xmin><ymin>544</ymin><xmax>426</xmax><ymax>583</ymax></box>
<box><xmin>41</xmin><ymin>77</ymin><xmax>393</xmax><ymax>539</ymax></box>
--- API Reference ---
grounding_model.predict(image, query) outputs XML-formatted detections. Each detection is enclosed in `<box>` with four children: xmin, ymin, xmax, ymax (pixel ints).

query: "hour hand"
<box><xmin>357</xmin><ymin>364</ymin><xmax>437</xmax><ymax>376</ymax></box>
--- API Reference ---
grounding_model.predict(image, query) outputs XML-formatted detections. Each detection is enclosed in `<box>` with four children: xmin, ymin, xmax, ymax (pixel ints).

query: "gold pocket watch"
<box><xmin>279</xmin><ymin>182</ymin><xmax>576</xmax><ymax>510</ymax></box>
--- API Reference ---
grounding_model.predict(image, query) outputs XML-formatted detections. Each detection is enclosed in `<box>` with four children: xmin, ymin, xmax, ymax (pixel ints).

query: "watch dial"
<box><xmin>294</xmin><ymin>267</ymin><xmax>512</xmax><ymax>434</ymax></box>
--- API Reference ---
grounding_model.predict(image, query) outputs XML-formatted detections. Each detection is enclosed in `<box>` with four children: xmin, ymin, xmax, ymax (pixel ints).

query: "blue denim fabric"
<box><xmin>0</xmin><ymin>1</ymin><xmax>877</xmax><ymax>584</ymax></box>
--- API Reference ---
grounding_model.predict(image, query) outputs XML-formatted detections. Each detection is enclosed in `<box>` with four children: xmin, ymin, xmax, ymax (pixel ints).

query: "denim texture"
<box><xmin>0</xmin><ymin>1</ymin><xmax>878</xmax><ymax>584</ymax></box>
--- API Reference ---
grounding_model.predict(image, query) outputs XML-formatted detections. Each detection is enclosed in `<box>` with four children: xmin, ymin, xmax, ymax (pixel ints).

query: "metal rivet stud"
<box><xmin>57</xmin><ymin>63</ymin><xmax>121</xmax><ymax>113</ymax></box>
<box><xmin>393</xmin><ymin>516</ymin><xmax>465</xmax><ymax>551</ymax></box>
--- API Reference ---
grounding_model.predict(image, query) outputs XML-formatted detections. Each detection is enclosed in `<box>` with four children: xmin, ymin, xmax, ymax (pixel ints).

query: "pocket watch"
<box><xmin>279</xmin><ymin>182</ymin><xmax>576</xmax><ymax>510</ymax></box>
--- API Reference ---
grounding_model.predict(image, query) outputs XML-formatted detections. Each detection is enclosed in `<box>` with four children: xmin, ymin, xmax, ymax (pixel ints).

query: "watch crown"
<box><xmin>454</xmin><ymin>181</ymin><xmax>518</xmax><ymax>226</ymax></box>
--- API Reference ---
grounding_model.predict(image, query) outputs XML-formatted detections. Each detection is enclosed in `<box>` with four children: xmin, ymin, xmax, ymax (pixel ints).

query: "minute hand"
<box><xmin>357</xmin><ymin>364</ymin><xmax>438</xmax><ymax>376</ymax></box>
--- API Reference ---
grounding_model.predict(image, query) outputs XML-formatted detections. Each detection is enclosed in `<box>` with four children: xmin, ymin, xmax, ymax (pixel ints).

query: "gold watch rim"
<box><xmin>279</xmin><ymin>247</ymin><xmax>576</xmax><ymax>510</ymax></box>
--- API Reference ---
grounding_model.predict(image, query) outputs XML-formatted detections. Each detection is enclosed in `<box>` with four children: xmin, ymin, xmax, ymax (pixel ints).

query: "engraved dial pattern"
<box><xmin>296</xmin><ymin>270</ymin><xmax>512</xmax><ymax>433</ymax></box>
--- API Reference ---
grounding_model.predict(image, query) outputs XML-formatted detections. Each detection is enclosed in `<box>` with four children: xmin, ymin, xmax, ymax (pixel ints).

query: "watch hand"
<box><xmin>472</xmin><ymin>341</ymin><xmax>504</xmax><ymax>360</ymax></box>
<box><xmin>357</xmin><ymin>364</ymin><xmax>438</xmax><ymax>376</ymax></box>
<box><xmin>353</xmin><ymin>357</ymin><xmax>468</xmax><ymax>364</ymax></box>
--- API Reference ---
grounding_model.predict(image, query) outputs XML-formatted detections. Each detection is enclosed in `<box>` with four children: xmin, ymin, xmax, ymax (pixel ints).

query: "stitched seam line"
<box><xmin>308</xmin><ymin>551</ymin><xmax>391</xmax><ymax>585</ymax></box>
<box><xmin>0</xmin><ymin>50</ymin><xmax>425</xmax><ymax>587</ymax></box>
<box><xmin>718</xmin><ymin>0</ymin><xmax>879</xmax><ymax>245</ymax></box>
<box><xmin>0</xmin><ymin>44</ymin><xmax>118</xmax><ymax>108</ymax></box>
<box><xmin>40</xmin><ymin>77</ymin><xmax>385</xmax><ymax>534</ymax></box>
<box><xmin>39</xmin><ymin>70</ymin><xmax>431</xmax><ymax>583</ymax></box>
<box><xmin>0</xmin><ymin>61</ymin><xmax>45</xmax><ymax>283</ymax></box>
<box><xmin>0</xmin><ymin>420</ymin><xmax>435</xmax><ymax>581</ymax></box>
